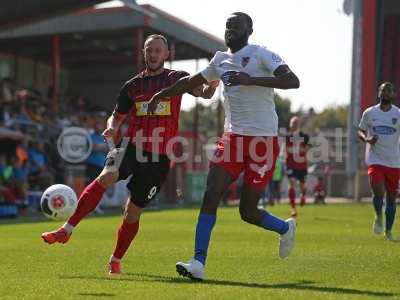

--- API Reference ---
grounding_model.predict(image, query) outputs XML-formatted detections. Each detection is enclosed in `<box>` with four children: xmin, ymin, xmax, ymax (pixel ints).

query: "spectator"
<box><xmin>0</xmin><ymin>154</ymin><xmax>18</xmax><ymax>203</ymax></box>
<box><xmin>85</xmin><ymin>114</ymin><xmax>108</xmax><ymax>213</ymax></box>
<box><xmin>86</xmin><ymin>115</ymin><xmax>107</xmax><ymax>183</ymax></box>
<box><xmin>28</xmin><ymin>140</ymin><xmax>54</xmax><ymax>190</ymax></box>
<box><xmin>14</xmin><ymin>141</ymin><xmax>29</xmax><ymax>203</ymax></box>
<box><xmin>27</xmin><ymin>102</ymin><xmax>44</xmax><ymax>123</ymax></box>
<box><xmin>0</xmin><ymin>77</ymin><xmax>16</xmax><ymax>104</ymax></box>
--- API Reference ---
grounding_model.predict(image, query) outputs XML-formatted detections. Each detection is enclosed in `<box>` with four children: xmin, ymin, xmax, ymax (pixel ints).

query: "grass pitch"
<box><xmin>1</xmin><ymin>203</ymin><xmax>399</xmax><ymax>300</ymax></box>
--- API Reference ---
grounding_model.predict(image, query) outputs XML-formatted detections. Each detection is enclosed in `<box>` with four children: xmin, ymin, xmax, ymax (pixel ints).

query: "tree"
<box><xmin>179</xmin><ymin>101</ymin><xmax>221</xmax><ymax>139</ymax></box>
<box><xmin>303</xmin><ymin>105</ymin><xmax>348</xmax><ymax>132</ymax></box>
<box><xmin>274</xmin><ymin>93</ymin><xmax>292</xmax><ymax>128</ymax></box>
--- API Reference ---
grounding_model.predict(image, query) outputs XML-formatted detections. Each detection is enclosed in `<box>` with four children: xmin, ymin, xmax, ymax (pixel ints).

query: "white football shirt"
<box><xmin>359</xmin><ymin>104</ymin><xmax>400</xmax><ymax>168</ymax></box>
<box><xmin>201</xmin><ymin>44</ymin><xmax>286</xmax><ymax>136</ymax></box>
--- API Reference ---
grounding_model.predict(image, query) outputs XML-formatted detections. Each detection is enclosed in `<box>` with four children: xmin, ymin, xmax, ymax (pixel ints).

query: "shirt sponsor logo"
<box><xmin>221</xmin><ymin>71</ymin><xmax>237</xmax><ymax>86</ymax></box>
<box><xmin>135</xmin><ymin>100</ymin><xmax>171</xmax><ymax>116</ymax></box>
<box><xmin>372</xmin><ymin>125</ymin><xmax>396</xmax><ymax>135</ymax></box>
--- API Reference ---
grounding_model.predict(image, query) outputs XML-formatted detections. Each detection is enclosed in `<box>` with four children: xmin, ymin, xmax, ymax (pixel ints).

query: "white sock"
<box><xmin>110</xmin><ymin>255</ymin><xmax>120</xmax><ymax>263</ymax></box>
<box><xmin>62</xmin><ymin>223</ymin><xmax>74</xmax><ymax>234</ymax></box>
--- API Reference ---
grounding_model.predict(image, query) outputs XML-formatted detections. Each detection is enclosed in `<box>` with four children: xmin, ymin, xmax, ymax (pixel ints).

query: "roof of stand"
<box><xmin>0</xmin><ymin>3</ymin><xmax>226</xmax><ymax>66</ymax></box>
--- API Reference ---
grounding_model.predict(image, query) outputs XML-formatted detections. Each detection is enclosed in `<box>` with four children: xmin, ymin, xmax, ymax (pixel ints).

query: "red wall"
<box><xmin>361</xmin><ymin>0</ymin><xmax>377</xmax><ymax>112</ymax></box>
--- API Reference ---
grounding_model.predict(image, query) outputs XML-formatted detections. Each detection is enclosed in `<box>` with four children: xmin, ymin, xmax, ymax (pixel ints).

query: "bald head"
<box><xmin>143</xmin><ymin>34</ymin><xmax>169</xmax><ymax>73</ymax></box>
<box><xmin>378</xmin><ymin>82</ymin><xmax>395</xmax><ymax>103</ymax></box>
<box><xmin>144</xmin><ymin>34</ymin><xmax>168</xmax><ymax>49</ymax></box>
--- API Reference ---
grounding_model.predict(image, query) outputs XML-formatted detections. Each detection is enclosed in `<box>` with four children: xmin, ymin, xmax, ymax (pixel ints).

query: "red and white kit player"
<box><xmin>358</xmin><ymin>82</ymin><xmax>400</xmax><ymax>241</ymax></box>
<box><xmin>148</xmin><ymin>12</ymin><xmax>300</xmax><ymax>280</ymax></box>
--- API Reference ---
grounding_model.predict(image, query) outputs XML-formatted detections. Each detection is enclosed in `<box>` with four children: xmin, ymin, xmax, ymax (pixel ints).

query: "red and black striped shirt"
<box><xmin>285</xmin><ymin>131</ymin><xmax>310</xmax><ymax>170</ymax></box>
<box><xmin>114</xmin><ymin>69</ymin><xmax>188</xmax><ymax>155</ymax></box>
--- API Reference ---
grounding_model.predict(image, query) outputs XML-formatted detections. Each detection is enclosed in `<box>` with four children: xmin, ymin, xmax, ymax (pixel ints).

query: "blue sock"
<box><xmin>385</xmin><ymin>200</ymin><xmax>396</xmax><ymax>231</ymax></box>
<box><xmin>260</xmin><ymin>211</ymin><xmax>289</xmax><ymax>235</ymax></box>
<box><xmin>372</xmin><ymin>196</ymin><xmax>383</xmax><ymax>216</ymax></box>
<box><xmin>194</xmin><ymin>213</ymin><xmax>216</xmax><ymax>265</ymax></box>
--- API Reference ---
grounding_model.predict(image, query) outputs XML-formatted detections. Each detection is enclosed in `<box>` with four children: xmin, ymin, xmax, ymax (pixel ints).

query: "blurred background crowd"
<box><xmin>0</xmin><ymin>77</ymin><xmax>108</xmax><ymax>210</ymax></box>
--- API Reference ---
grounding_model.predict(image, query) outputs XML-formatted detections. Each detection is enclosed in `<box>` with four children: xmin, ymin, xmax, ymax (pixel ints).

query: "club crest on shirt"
<box><xmin>392</xmin><ymin>118</ymin><xmax>397</xmax><ymax>125</ymax></box>
<box><xmin>272</xmin><ymin>54</ymin><xmax>282</xmax><ymax>63</ymax></box>
<box><xmin>241</xmin><ymin>57</ymin><xmax>250</xmax><ymax>67</ymax></box>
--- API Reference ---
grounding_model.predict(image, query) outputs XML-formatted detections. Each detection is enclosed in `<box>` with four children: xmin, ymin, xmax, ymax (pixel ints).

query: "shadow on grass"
<box><xmin>0</xmin><ymin>210</ymin><xmax>122</xmax><ymax>225</ymax></box>
<box><xmin>0</xmin><ymin>204</ymin><xmax>198</xmax><ymax>225</ymax></box>
<box><xmin>77</xmin><ymin>293</ymin><xmax>115</xmax><ymax>297</ymax></box>
<box><xmin>63</xmin><ymin>273</ymin><xmax>397</xmax><ymax>298</ymax></box>
<box><xmin>313</xmin><ymin>217</ymin><xmax>356</xmax><ymax>223</ymax></box>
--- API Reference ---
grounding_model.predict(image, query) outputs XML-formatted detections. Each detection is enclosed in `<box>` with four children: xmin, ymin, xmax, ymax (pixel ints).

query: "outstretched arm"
<box><xmin>225</xmin><ymin>65</ymin><xmax>300</xmax><ymax>90</ymax></box>
<box><xmin>190</xmin><ymin>80</ymin><xmax>219</xmax><ymax>99</ymax></box>
<box><xmin>148</xmin><ymin>73</ymin><xmax>208</xmax><ymax>114</ymax></box>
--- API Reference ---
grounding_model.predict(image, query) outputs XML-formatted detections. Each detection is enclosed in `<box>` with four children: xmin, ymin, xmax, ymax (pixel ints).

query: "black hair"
<box><xmin>232</xmin><ymin>12</ymin><xmax>253</xmax><ymax>29</ymax></box>
<box><xmin>379</xmin><ymin>81</ymin><xmax>394</xmax><ymax>90</ymax></box>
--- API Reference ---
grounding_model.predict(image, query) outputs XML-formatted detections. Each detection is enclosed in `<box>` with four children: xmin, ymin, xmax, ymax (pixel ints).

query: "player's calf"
<box><xmin>239</xmin><ymin>208</ymin><xmax>261</xmax><ymax>225</ymax></box>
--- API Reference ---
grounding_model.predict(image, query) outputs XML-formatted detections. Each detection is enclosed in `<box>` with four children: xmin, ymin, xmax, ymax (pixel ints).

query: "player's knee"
<box><xmin>123</xmin><ymin>200</ymin><xmax>142</xmax><ymax>223</ymax></box>
<box><xmin>204</xmin><ymin>182</ymin><xmax>225</xmax><ymax>202</ymax></box>
<box><xmin>123</xmin><ymin>210</ymin><xmax>140</xmax><ymax>223</ymax></box>
<box><xmin>239</xmin><ymin>208</ymin><xmax>257</xmax><ymax>225</ymax></box>
<box><xmin>387</xmin><ymin>194</ymin><xmax>397</xmax><ymax>202</ymax></box>
<box><xmin>373</xmin><ymin>191</ymin><xmax>384</xmax><ymax>198</ymax></box>
<box><xmin>97</xmin><ymin>169</ymin><xmax>119</xmax><ymax>188</ymax></box>
<box><xmin>201</xmin><ymin>191</ymin><xmax>221</xmax><ymax>215</ymax></box>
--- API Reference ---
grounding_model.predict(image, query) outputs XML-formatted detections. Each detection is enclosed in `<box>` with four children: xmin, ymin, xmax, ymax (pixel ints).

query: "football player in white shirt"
<box><xmin>148</xmin><ymin>12</ymin><xmax>300</xmax><ymax>280</ymax></box>
<box><xmin>358</xmin><ymin>82</ymin><xmax>400</xmax><ymax>241</ymax></box>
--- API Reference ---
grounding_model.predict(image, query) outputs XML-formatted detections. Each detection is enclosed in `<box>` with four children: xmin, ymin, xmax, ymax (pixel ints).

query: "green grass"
<box><xmin>1</xmin><ymin>203</ymin><xmax>399</xmax><ymax>300</ymax></box>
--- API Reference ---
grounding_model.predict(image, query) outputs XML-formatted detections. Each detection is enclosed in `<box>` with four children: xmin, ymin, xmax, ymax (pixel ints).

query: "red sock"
<box><xmin>288</xmin><ymin>187</ymin><xmax>296</xmax><ymax>209</ymax></box>
<box><xmin>67</xmin><ymin>180</ymin><xmax>106</xmax><ymax>227</ymax></box>
<box><xmin>112</xmin><ymin>221</ymin><xmax>140</xmax><ymax>260</ymax></box>
<box><xmin>300</xmin><ymin>190</ymin><xmax>306</xmax><ymax>204</ymax></box>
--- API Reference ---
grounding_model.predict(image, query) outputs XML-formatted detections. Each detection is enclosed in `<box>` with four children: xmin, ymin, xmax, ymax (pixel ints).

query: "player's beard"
<box><xmin>225</xmin><ymin>32</ymin><xmax>248</xmax><ymax>50</ymax></box>
<box><xmin>380</xmin><ymin>98</ymin><xmax>392</xmax><ymax>105</ymax></box>
<box><xmin>145</xmin><ymin>60</ymin><xmax>164</xmax><ymax>73</ymax></box>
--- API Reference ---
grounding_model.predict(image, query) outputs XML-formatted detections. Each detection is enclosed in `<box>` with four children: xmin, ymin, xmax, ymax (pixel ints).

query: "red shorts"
<box><xmin>210</xmin><ymin>133</ymin><xmax>279</xmax><ymax>191</ymax></box>
<box><xmin>368</xmin><ymin>164</ymin><xmax>400</xmax><ymax>193</ymax></box>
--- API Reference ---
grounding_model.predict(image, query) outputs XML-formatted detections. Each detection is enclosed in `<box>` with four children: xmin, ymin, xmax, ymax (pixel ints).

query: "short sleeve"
<box><xmin>359</xmin><ymin>110</ymin><xmax>369</xmax><ymax>131</ymax></box>
<box><xmin>170</xmin><ymin>70</ymin><xmax>190</xmax><ymax>82</ymax></box>
<box><xmin>258</xmin><ymin>46</ymin><xmax>286</xmax><ymax>73</ymax></box>
<box><xmin>200</xmin><ymin>52</ymin><xmax>221</xmax><ymax>82</ymax></box>
<box><xmin>114</xmin><ymin>82</ymin><xmax>132</xmax><ymax>114</ymax></box>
